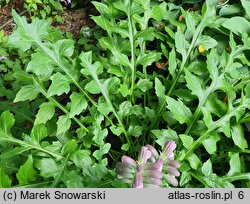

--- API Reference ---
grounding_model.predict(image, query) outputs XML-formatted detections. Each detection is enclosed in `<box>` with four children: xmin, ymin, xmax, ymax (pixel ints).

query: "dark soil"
<box><xmin>0</xmin><ymin>0</ymin><xmax>25</xmax><ymax>35</ymax></box>
<box><xmin>0</xmin><ymin>0</ymin><xmax>96</xmax><ymax>38</ymax></box>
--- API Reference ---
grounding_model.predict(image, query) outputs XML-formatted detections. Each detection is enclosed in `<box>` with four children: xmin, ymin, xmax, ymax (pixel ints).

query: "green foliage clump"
<box><xmin>0</xmin><ymin>0</ymin><xmax>250</xmax><ymax>188</ymax></box>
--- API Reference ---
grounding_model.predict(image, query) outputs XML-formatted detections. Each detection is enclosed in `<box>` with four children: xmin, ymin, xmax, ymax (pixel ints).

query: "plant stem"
<box><xmin>189</xmin><ymin>171</ymin><xmax>207</xmax><ymax>187</ymax></box>
<box><xmin>185</xmin><ymin>85</ymin><xmax>216</xmax><ymax>134</ymax></box>
<box><xmin>149</xmin><ymin>21</ymin><xmax>206</xmax><ymax>130</ymax></box>
<box><xmin>128</xmin><ymin>2</ymin><xmax>136</xmax><ymax>104</ymax></box>
<box><xmin>0</xmin><ymin>134</ymin><xmax>63</xmax><ymax>159</ymax></box>
<box><xmin>50</xmin><ymin>154</ymin><xmax>70</xmax><ymax>187</ymax></box>
<box><xmin>85</xmin><ymin>61</ymin><xmax>131</xmax><ymax>151</ymax></box>
<box><xmin>36</xmin><ymin>43</ymin><xmax>115</xmax><ymax>126</ymax></box>
<box><xmin>221</xmin><ymin>173</ymin><xmax>250</xmax><ymax>182</ymax></box>
<box><xmin>184</xmin><ymin>46</ymin><xmax>243</xmax><ymax>134</ymax></box>
<box><xmin>33</xmin><ymin>77</ymin><xmax>88</xmax><ymax>132</ymax></box>
<box><xmin>16</xmin><ymin>181</ymin><xmax>52</xmax><ymax>188</ymax></box>
<box><xmin>38</xmin><ymin>44</ymin><xmax>97</xmax><ymax>107</ymax></box>
<box><xmin>183</xmin><ymin>105</ymin><xmax>246</xmax><ymax>160</ymax></box>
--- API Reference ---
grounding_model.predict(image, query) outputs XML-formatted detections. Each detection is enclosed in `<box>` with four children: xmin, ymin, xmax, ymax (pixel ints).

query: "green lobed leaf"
<box><xmin>16</xmin><ymin>156</ymin><xmax>37</xmax><ymax>185</ymax></box>
<box><xmin>62</xmin><ymin>170</ymin><xmax>84</xmax><ymax>188</ymax></box>
<box><xmin>205</xmin><ymin>94</ymin><xmax>227</xmax><ymax>117</ymax></box>
<box><xmin>92</xmin><ymin>2</ymin><xmax>108</xmax><ymax>15</ymax></box>
<box><xmin>231</xmin><ymin>125</ymin><xmax>248</xmax><ymax>150</ymax></box>
<box><xmin>121</xmin><ymin>143</ymin><xmax>130</xmax><ymax>151</ymax></box>
<box><xmin>180</xmin><ymin>134</ymin><xmax>194</xmax><ymax>149</ymax></box>
<box><xmin>202</xmin><ymin>107</ymin><xmax>213</xmax><ymax>128</ymax></box>
<box><xmin>0</xmin><ymin>111</ymin><xmax>15</xmax><ymax>134</ymax></box>
<box><xmin>69</xmin><ymin>92</ymin><xmax>88</xmax><ymax>118</ymax></box>
<box><xmin>187</xmin><ymin>153</ymin><xmax>202</xmax><ymax>170</ymax></box>
<box><xmin>218</xmin><ymin>121</ymin><xmax>231</xmax><ymax>138</ymax></box>
<box><xmin>97</xmin><ymin>102</ymin><xmax>112</xmax><ymax>115</ymax></box>
<box><xmin>241</xmin><ymin>0</ymin><xmax>250</xmax><ymax>18</ymax></box>
<box><xmin>136</xmin><ymin>28</ymin><xmax>155</xmax><ymax>42</ymax></box>
<box><xmin>179</xmin><ymin>171</ymin><xmax>192</xmax><ymax>187</ymax></box>
<box><xmin>219</xmin><ymin>4</ymin><xmax>242</xmax><ymax>16</ymax></box>
<box><xmin>61</xmin><ymin>139</ymin><xmax>78</xmax><ymax>156</ymax></box>
<box><xmin>136</xmin><ymin>79</ymin><xmax>153</xmax><ymax>92</ymax></box>
<box><xmin>119</xmin><ymin>84</ymin><xmax>130</xmax><ymax>97</ymax></box>
<box><xmin>9</xmin><ymin>10</ymin><xmax>49</xmax><ymax>51</ymax></box>
<box><xmin>166</xmin><ymin>96</ymin><xmax>192</xmax><ymax>125</ymax></box>
<box><xmin>107</xmin><ymin>77</ymin><xmax>120</xmax><ymax>94</ymax></box>
<box><xmin>14</xmin><ymin>85</ymin><xmax>40</xmax><ymax>102</ymax></box>
<box><xmin>127</xmin><ymin>125</ymin><xmax>143</xmax><ymax>138</ymax></box>
<box><xmin>201</xmin><ymin>159</ymin><xmax>213</xmax><ymax>176</ymax></box>
<box><xmin>112</xmin><ymin>50</ymin><xmax>131</xmax><ymax>67</ymax></box>
<box><xmin>196</xmin><ymin>35</ymin><xmax>218</xmax><ymax>50</ymax></box>
<box><xmin>34</xmin><ymin>102</ymin><xmax>55</xmax><ymax>125</ymax></box>
<box><xmin>155</xmin><ymin>77</ymin><xmax>166</xmax><ymax>101</ymax></box>
<box><xmin>110</xmin><ymin>125</ymin><xmax>123</xmax><ymax>136</ymax></box>
<box><xmin>184</xmin><ymin>70</ymin><xmax>204</xmax><ymax>99</ymax></box>
<box><xmin>47</xmin><ymin>73</ymin><xmax>71</xmax><ymax>97</ymax></box>
<box><xmin>168</xmin><ymin>48</ymin><xmax>177</xmax><ymax>79</ymax></box>
<box><xmin>71</xmin><ymin>150</ymin><xmax>92</xmax><ymax>170</ymax></box>
<box><xmin>206</xmin><ymin>49</ymin><xmax>219</xmax><ymax>81</ymax></box>
<box><xmin>93</xmin><ymin>143</ymin><xmax>111</xmax><ymax>161</ymax></box>
<box><xmin>26</xmin><ymin>52</ymin><xmax>55</xmax><ymax>76</ymax></box>
<box><xmin>151</xmin><ymin>3</ymin><xmax>167</xmax><ymax>21</ymax></box>
<box><xmin>118</xmin><ymin>101</ymin><xmax>132</xmax><ymax>118</ymax></box>
<box><xmin>93</xmin><ymin>127</ymin><xmax>108</xmax><ymax>146</ymax></box>
<box><xmin>91</xmin><ymin>16</ymin><xmax>112</xmax><ymax>34</ymax></box>
<box><xmin>98</xmin><ymin>37</ymin><xmax>113</xmax><ymax>53</ymax></box>
<box><xmin>36</xmin><ymin>158</ymin><xmax>61</xmax><ymax>178</ymax></box>
<box><xmin>227</xmin><ymin>152</ymin><xmax>241</xmax><ymax>176</ymax></box>
<box><xmin>185</xmin><ymin>12</ymin><xmax>196</xmax><ymax>34</ymax></box>
<box><xmin>222</xmin><ymin>16</ymin><xmax>250</xmax><ymax>36</ymax></box>
<box><xmin>80</xmin><ymin>52</ymin><xmax>94</xmax><ymax>74</ymax></box>
<box><xmin>136</xmin><ymin>52</ymin><xmax>162</xmax><ymax>67</ymax></box>
<box><xmin>0</xmin><ymin>168</ymin><xmax>11</xmax><ymax>187</ymax></box>
<box><xmin>56</xmin><ymin>115</ymin><xmax>71</xmax><ymax>135</ymax></box>
<box><xmin>54</xmin><ymin>39</ymin><xmax>74</xmax><ymax>57</ymax></box>
<box><xmin>85</xmin><ymin>80</ymin><xmax>101</xmax><ymax>94</ymax></box>
<box><xmin>151</xmin><ymin>128</ymin><xmax>179</xmax><ymax>148</ymax></box>
<box><xmin>0</xmin><ymin>111</ymin><xmax>15</xmax><ymax>135</ymax></box>
<box><xmin>145</xmin><ymin>107</ymin><xmax>156</xmax><ymax>119</ymax></box>
<box><xmin>175</xmin><ymin>29</ymin><xmax>187</xmax><ymax>59</ymax></box>
<box><xmin>202</xmin><ymin>134</ymin><xmax>220</xmax><ymax>155</ymax></box>
<box><xmin>30</xmin><ymin>124</ymin><xmax>47</xmax><ymax>144</ymax></box>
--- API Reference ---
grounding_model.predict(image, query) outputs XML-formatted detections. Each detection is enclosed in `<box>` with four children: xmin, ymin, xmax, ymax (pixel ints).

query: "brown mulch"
<box><xmin>58</xmin><ymin>8</ymin><xmax>90</xmax><ymax>38</ymax></box>
<box><xmin>0</xmin><ymin>0</ymin><xmax>95</xmax><ymax>38</ymax></box>
<box><xmin>0</xmin><ymin>0</ymin><xmax>24</xmax><ymax>35</ymax></box>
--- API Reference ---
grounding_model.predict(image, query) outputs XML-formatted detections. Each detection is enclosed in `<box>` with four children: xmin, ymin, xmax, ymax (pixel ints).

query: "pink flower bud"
<box><xmin>168</xmin><ymin>159</ymin><xmax>181</xmax><ymax>168</ymax></box>
<box><xmin>163</xmin><ymin>140</ymin><xmax>177</xmax><ymax>157</ymax></box>
<box><xmin>138</xmin><ymin>146</ymin><xmax>152</xmax><ymax>164</ymax></box>
<box><xmin>144</xmin><ymin>177</ymin><xmax>162</xmax><ymax>186</ymax></box>
<box><xmin>144</xmin><ymin>162</ymin><xmax>162</xmax><ymax>172</ymax></box>
<box><xmin>143</xmin><ymin>171</ymin><xmax>163</xmax><ymax>180</ymax></box>
<box><xmin>145</xmin><ymin>144</ymin><xmax>159</xmax><ymax>158</ymax></box>
<box><xmin>165</xmin><ymin>175</ymin><xmax>178</xmax><ymax>187</ymax></box>
<box><xmin>121</xmin><ymin>155</ymin><xmax>136</xmax><ymax>166</ymax></box>
<box><xmin>116</xmin><ymin>162</ymin><xmax>135</xmax><ymax>179</ymax></box>
<box><xmin>166</xmin><ymin>166</ymin><xmax>180</xmax><ymax>177</ymax></box>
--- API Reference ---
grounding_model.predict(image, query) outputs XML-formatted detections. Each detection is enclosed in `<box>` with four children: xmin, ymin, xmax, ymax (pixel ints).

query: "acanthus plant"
<box><xmin>0</xmin><ymin>0</ymin><xmax>250</xmax><ymax>187</ymax></box>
